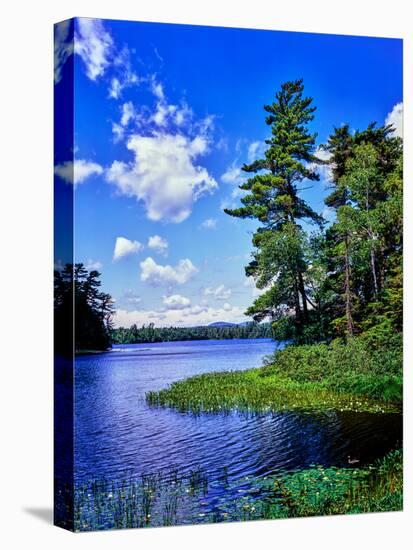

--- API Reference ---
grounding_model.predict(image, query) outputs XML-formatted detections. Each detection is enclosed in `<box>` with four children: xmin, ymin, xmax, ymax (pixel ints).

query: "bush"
<box><xmin>261</xmin><ymin>332</ymin><xmax>402</xmax><ymax>403</ymax></box>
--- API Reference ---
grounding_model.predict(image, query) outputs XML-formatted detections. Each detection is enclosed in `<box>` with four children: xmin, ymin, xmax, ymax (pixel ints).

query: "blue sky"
<box><xmin>54</xmin><ymin>18</ymin><xmax>403</xmax><ymax>327</ymax></box>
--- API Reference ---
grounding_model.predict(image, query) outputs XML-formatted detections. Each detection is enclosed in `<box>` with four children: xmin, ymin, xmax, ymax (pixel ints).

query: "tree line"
<box><xmin>111</xmin><ymin>322</ymin><xmax>272</xmax><ymax>344</ymax></box>
<box><xmin>225</xmin><ymin>79</ymin><xmax>402</xmax><ymax>344</ymax></box>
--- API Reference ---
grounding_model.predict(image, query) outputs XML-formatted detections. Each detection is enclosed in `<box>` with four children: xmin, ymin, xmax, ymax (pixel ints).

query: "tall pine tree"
<box><xmin>225</xmin><ymin>79</ymin><xmax>324</xmax><ymax>340</ymax></box>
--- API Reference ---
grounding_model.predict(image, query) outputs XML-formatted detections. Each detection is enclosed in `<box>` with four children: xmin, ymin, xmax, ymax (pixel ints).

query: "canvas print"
<box><xmin>54</xmin><ymin>18</ymin><xmax>403</xmax><ymax>532</ymax></box>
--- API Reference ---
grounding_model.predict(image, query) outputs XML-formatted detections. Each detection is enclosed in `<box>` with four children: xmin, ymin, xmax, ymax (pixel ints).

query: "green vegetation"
<box><xmin>69</xmin><ymin>450</ymin><xmax>402</xmax><ymax>530</ymax></box>
<box><xmin>54</xmin><ymin>263</ymin><xmax>114</xmax><ymax>354</ymax></box>
<box><xmin>111</xmin><ymin>321</ymin><xmax>272</xmax><ymax>344</ymax></box>
<box><xmin>224</xmin><ymin>79</ymin><xmax>402</xmax><ymax>345</ymax></box>
<box><xmin>146</xmin><ymin>330</ymin><xmax>401</xmax><ymax>414</ymax></box>
<box><xmin>235</xmin><ymin>449</ymin><xmax>402</xmax><ymax>520</ymax></box>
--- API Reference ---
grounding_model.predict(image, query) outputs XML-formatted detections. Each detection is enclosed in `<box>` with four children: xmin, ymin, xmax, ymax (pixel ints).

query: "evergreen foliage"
<box><xmin>54</xmin><ymin>263</ymin><xmax>114</xmax><ymax>354</ymax></box>
<box><xmin>111</xmin><ymin>322</ymin><xmax>272</xmax><ymax>344</ymax></box>
<box><xmin>225</xmin><ymin>79</ymin><xmax>402</xmax><ymax>343</ymax></box>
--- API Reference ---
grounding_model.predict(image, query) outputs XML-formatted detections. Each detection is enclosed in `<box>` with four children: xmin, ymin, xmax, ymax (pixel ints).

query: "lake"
<box><xmin>74</xmin><ymin>338</ymin><xmax>402</xmax><ymax>489</ymax></box>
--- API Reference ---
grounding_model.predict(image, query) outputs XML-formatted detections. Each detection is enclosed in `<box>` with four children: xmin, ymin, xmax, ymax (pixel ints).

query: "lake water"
<box><xmin>74</xmin><ymin>338</ymin><xmax>402</xmax><ymax>488</ymax></box>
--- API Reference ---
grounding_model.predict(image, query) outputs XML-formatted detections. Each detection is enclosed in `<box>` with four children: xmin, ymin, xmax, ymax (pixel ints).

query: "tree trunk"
<box><xmin>370</xmin><ymin>241</ymin><xmax>379</xmax><ymax>297</ymax></box>
<box><xmin>344</xmin><ymin>234</ymin><xmax>354</xmax><ymax>337</ymax></box>
<box><xmin>293</xmin><ymin>276</ymin><xmax>302</xmax><ymax>332</ymax></box>
<box><xmin>298</xmin><ymin>270</ymin><xmax>309</xmax><ymax>322</ymax></box>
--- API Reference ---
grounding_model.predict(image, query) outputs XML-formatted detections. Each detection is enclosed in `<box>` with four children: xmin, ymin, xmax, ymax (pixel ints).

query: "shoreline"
<box><xmin>146</xmin><ymin>336</ymin><xmax>402</xmax><ymax>415</ymax></box>
<box><xmin>75</xmin><ymin>348</ymin><xmax>112</xmax><ymax>356</ymax></box>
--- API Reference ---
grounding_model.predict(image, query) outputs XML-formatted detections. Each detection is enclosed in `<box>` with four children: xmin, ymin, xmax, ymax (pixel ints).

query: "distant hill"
<box><xmin>207</xmin><ymin>321</ymin><xmax>237</xmax><ymax>328</ymax></box>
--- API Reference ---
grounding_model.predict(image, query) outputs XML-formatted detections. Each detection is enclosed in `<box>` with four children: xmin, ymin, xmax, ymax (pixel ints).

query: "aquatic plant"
<box><xmin>146</xmin><ymin>369</ymin><xmax>399</xmax><ymax>415</ymax></box>
<box><xmin>146</xmin><ymin>334</ymin><xmax>401</xmax><ymax>414</ymax></box>
<box><xmin>70</xmin><ymin>450</ymin><xmax>402</xmax><ymax>531</ymax></box>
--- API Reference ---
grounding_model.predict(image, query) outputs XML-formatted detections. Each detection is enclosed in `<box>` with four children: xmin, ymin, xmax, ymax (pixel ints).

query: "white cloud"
<box><xmin>118</xmin><ymin>289</ymin><xmax>142</xmax><ymax>308</ymax></box>
<box><xmin>106</xmin><ymin>133</ymin><xmax>217</xmax><ymax>223</ymax></box>
<box><xmin>109</xmin><ymin>78</ymin><xmax>122</xmax><ymax>99</ymax></box>
<box><xmin>54</xmin><ymin>20</ymin><xmax>74</xmax><ymax>84</ymax></box>
<box><xmin>247</xmin><ymin>140</ymin><xmax>265</xmax><ymax>162</ymax></box>
<box><xmin>200</xmin><ymin>218</ymin><xmax>217</xmax><ymax>230</ymax></box>
<box><xmin>85</xmin><ymin>259</ymin><xmax>103</xmax><ymax>271</ymax></box>
<box><xmin>112</xmin><ymin>122</ymin><xmax>124</xmax><ymax>143</ymax></box>
<box><xmin>162</xmin><ymin>294</ymin><xmax>191</xmax><ymax>310</ymax></box>
<box><xmin>244</xmin><ymin>277</ymin><xmax>265</xmax><ymax>298</ymax></box>
<box><xmin>107</xmin><ymin>78</ymin><xmax>216</xmax><ymax>222</ymax></box>
<box><xmin>114</xmin><ymin>303</ymin><xmax>247</xmax><ymax>328</ymax></box>
<box><xmin>147</xmin><ymin>77</ymin><xmax>193</xmax><ymax>129</ymax></box>
<box><xmin>112</xmin><ymin>101</ymin><xmax>145</xmax><ymax>142</ymax></box>
<box><xmin>74</xmin><ymin>18</ymin><xmax>114</xmax><ymax>81</ymax></box>
<box><xmin>152</xmin><ymin>102</ymin><xmax>177</xmax><ymax>127</ymax></box>
<box><xmin>140</xmin><ymin>257</ymin><xmax>198</xmax><ymax>286</ymax></box>
<box><xmin>151</xmin><ymin>79</ymin><xmax>165</xmax><ymax>100</ymax></box>
<box><xmin>216</xmin><ymin>137</ymin><xmax>228</xmax><ymax>152</ymax></box>
<box><xmin>204</xmin><ymin>284</ymin><xmax>232</xmax><ymax>300</ymax></box>
<box><xmin>55</xmin><ymin>159</ymin><xmax>103</xmax><ymax>186</ymax></box>
<box><xmin>120</xmin><ymin>101</ymin><xmax>136</xmax><ymax>126</ymax></box>
<box><xmin>385</xmin><ymin>102</ymin><xmax>403</xmax><ymax>138</ymax></box>
<box><xmin>309</xmin><ymin>146</ymin><xmax>333</xmax><ymax>184</ymax></box>
<box><xmin>148</xmin><ymin>235</ymin><xmax>168</xmax><ymax>255</ymax></box>
<box><xmin>220</xmin><ymin>196</ymin><xmax>238</xmax><ymax>212</ymax></box>
<box><xmin>108</xmin><ymin>47</ymin><xmax>139</xmax><ymax>99</ymax></box>
<box><xmin>113</xmin><ymin>237</ymin><xmax>144</xmax><ymax>261</ymax></box>
<box><xmin>221</xmin><ymin>162</ymin><xmax>244</xmax><ymax>185</ymax></box>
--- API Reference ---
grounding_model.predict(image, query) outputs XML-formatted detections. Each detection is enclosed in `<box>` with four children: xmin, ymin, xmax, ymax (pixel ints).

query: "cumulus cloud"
<box><xmin>106</xmin><ymin>133</ymin><xmax>217</xmax><ymax>223</ymax></box>
<box><xmin>113</xmin><ymin>237</ymin><xmax>144</xmax><ymax>261</ymax></box>
<box><xmin>113</xmin><ymin>303</ymin><xmax>246</xmax><ymax>328</ymax></box>
<box><xmin>200</xmin><ymin>218</ymin><xmax>217</xmax><ymax>230</ymax></box>
<box><xmin>162</xmin><ymin>294</ymin><xmax>191</xmax><ymax>310</ymax></box>
<box><xmin>204</xmin><ymin>284</ymin><xmax>232</xmax><ymax>300</ymax></box>
<box><xmin>55</xmin><ymin>159</ymin><xmax>103</xmax><ymax>186</ymax></box>
<box><xmin>85</xmin><ymin>259</ymin><xmax>103</xmax><ymax>271</ymax></box>
<box><xmin>74</xmin><ymin>18</ymin><xmax>114</xmax><ymax>81</ymax></box>
<box><xmin>140</xmin><ymin>257</ymin><xmax>198</xmax><ymax>286</ymax></box>
<box><xmin>148</xmin><ymin>77</ymin><xmax>193</xmax><ymax>129</ymax></box>
<box><xmin>107</xmin><ymin>74</ymin><xmax>217</xmax><ymax>222</ymax></box>
<box><xmin>385</xmin><ymin>102</ymin><xmax>403</xmax><ymax>138</ymax></box>
<box><xmin>148</xmin><ymin>235</ymin><xmax>168</xmax><ymax>255</ymax></box>
<box><xmin>54</xmin><ymin>20</ymin><xmax>74</xmax><ymax>84</ymax></box>
<box><xmin>307</xmin><ymin>146</ymin><xmax>333</xmax><ymax>185</ymax></box>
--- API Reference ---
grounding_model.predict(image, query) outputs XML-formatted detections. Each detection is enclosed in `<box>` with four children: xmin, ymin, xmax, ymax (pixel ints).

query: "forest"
<box><xmin>149</xmin><ymin>79</ymin><xmax>403</xmax><ymax>412</ymax></box>
<box><xmin>111</xmin><ymin>322</ymin><xmax>272</xmax><ymax>344</ymax></box>
<box><xmin>56</xmin><ymin>79</ymin><xmax>402</xmax><ymax>360</ymax></box>
<box><xmin>223</xmin><ymin>79</ymin><xmax>402</xmax><ymax>347</ymax></box>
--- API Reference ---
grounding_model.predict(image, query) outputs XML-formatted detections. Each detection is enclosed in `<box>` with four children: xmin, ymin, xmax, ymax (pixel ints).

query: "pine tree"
<box><xmin>225</xmin><ymin>79</ymin><xmax>324</xmax><ymax>339</ymax></box>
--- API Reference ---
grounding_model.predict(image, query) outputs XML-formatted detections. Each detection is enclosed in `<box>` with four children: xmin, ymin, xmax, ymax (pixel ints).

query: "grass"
<box><xmin>146</xmin><ymin>334</ymin><xmax>402</xmax><ymax>414</ymax></box>
<box><xmin>63</xmin><ymin>450</ymin><xmax>402</xmax><ymax>531</ymax></box>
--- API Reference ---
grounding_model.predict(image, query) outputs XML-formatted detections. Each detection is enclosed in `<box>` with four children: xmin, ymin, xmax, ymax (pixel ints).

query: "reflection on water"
<box><xmin>73</xmin><ymin>339</ymin><xmax>402</xmax><ymax>488</ymax></box>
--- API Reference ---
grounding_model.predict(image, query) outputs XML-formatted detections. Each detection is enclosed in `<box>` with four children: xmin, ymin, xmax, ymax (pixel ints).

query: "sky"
<box><xmin>54</xmin><ymin>18</ymin><xmax>403</xmax><ymax>328</ymax></box>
